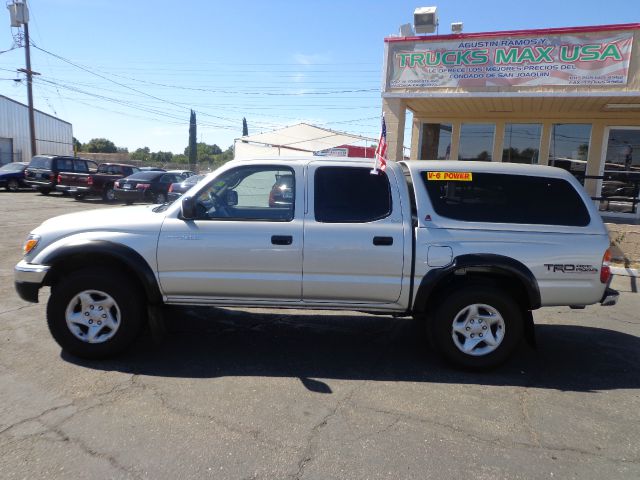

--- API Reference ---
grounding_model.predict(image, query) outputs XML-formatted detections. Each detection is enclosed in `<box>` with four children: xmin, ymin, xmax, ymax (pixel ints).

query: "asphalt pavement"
<box><xmin>1</xmin><ymin>189</ymin><xmax>639</xmax><ymax>479</ymax></box>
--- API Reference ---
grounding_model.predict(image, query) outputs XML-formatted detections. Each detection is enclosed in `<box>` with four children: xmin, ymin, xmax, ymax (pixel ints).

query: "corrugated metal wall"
<box><xmin>0</xmin><ymin>95</ymin><xmax>73</xmax><ymax>163</ymax></box>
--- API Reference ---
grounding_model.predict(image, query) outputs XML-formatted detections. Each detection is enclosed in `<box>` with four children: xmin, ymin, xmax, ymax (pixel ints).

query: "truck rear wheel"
<box><xmin>46</xmin><ymin>267</ymin><xmax>144</xmax><ymax>359</ymax></box>
<box><xmin>430</xmin><ymin>286</ymin><xmax>523</xmax><ymax>369</ymax></box>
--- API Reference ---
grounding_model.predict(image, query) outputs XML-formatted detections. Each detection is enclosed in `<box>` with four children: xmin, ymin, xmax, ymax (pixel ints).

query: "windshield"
<box><xmin>0</xmin><ymin>163</ymin><xmax>26</xmax><ymax>172</ymax></box>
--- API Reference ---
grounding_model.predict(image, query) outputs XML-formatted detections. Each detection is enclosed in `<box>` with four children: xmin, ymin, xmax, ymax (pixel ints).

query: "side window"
<box><xmin>422</xmin><ymin>172</ymin><xmax>590</xmax><ymax>226</ymax></box>
<box><xmin>160</xmin><ymin>174</ymin><xmax>175</xmax><ymax>183</ymax></box>
<box><xmin>314</xmin><ymin>167</ymin><xmax>392</xmax><ymax>223</ymax></box>
<box><xmin>88</xmin><ymin>161</ymin><xmax>98</xmax><ymax>173</ymax></box>
<box><xmin>74</xmin><ymin>160</ymin><xmax>88</xmax><ymax>173</ymax></box>
<box><xmin>57</xmin><ymin>158</ymin><xmax>74</xmax><ymax>172</ymax></box>
<box><xmin>195</xmin><ymin>166</ymin><xmax>295</xmax><ymax>222</ymax></box>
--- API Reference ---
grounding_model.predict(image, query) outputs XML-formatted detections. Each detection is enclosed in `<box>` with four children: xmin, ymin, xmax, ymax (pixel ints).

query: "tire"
<box><xmin>46</xmin><ymin>267</ymin><xmax>145</xmax><ymax>359</ymax></box>
<box><xmin>125</xmin><ymin>200</ymin><xmax>134</xmax><ymax>205</ymax></box>
<box><xmin>155</xmin><ymin>192</ymin><xmax>167</xmax><ymax>204</ymax></box>
<box><xmin>430</xmin><ymin>286</ymin><xmax>523</xmax><ymax>370</ymax></box>
<box><xmin>74</xmin><ymin>194</ymin><xmax>85</xmax><ymax>201</ymax></box>
<box><xmin>7</xmin><ymin>179</ymin><xmax>19</xmax><ymax>192</ymax></box>
<box><xmin>102</xmin><ymin>185</ymin><xmax>116</xmax><ymax>202</ymax></box>
<box><xmin>40</xmin><ymin>188</ymin><xmax>51</xmax><ymax>195</ymax></box>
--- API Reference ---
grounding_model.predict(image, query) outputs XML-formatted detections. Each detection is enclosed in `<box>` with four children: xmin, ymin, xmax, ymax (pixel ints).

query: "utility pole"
<box><xmin>8</xmin><ymin>1</ymin><xmax>39</xmax><ymax>158</ymax></box>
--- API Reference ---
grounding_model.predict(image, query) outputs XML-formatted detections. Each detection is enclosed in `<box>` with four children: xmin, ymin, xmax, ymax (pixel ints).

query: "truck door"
<box><xmin>302</xmin><ymin>162</ymin><xmax>406</xmax><ymax>304</ymax></box>
<box><xmin>157</xmin><ymin>164</ymin><xmax>303</xmax><ymax>302</ymax></box>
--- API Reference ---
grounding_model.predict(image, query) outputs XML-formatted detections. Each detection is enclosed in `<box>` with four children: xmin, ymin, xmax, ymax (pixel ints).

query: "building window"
<box><xmin>549</xmin><ymin>124</ymin><xmax>591</xmax><ymax>179</ymax></box>
<box><xmin>459</xmin><ymin>123</ymin><xmax>495</xmax><ymax>161</ymax></box>
<box><xmin>421</xmin><ymin>123</ymin><xmax>452</xmax><ymax>159</ymax></box>
<box><xmin>502</xmin><ymin>123</ymin><xmax>541</xmax><ymax>164</ymax></box>
<box><xmin>600</xmin><ymin>128</ymin><xmax>640</xmax><ymax>215</ymax></box>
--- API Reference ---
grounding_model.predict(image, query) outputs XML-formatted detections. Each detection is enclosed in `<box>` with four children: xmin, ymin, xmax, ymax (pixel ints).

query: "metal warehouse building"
<box><xmin>0</xmin><ymin>95</ymin><xmax>73</xmax><ymax>165</ymax></box>
<box><xmin>382</xmin><ymin>23</ymin><xmax>640</xmax><ymax>222</ymax></box>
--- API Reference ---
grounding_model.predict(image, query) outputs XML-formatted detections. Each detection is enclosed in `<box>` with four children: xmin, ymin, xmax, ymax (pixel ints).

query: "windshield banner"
<box><xmin>386</xmin><ymin>31</ymin><xmax>634</xmax><ymax>88</ymax></box>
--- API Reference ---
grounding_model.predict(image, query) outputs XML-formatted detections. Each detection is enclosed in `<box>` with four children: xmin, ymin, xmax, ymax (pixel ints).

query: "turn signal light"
<box><xmin>23</xmin><ymin>234</ymin><xmax>40</xmax><ymax>255</ymax></box>
<box><xmin>600</xmin><ymin>248</ymin><xmax>612</xmax><ymax>284</ymax></box>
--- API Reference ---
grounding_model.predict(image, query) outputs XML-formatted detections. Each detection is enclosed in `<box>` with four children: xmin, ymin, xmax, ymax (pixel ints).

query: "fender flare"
<box><xmin>414</xmin><ymin>253</ymin><xmax>541</xmax><ymax>312</ymax></box>
<box><xmin>41</xmin><ymin>240</ymin><xmax>163</xmax><ymax>304</ymax></box>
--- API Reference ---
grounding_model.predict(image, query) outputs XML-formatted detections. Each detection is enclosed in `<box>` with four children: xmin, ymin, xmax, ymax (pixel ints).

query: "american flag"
<box><xmin>374</xmin><ymin>115</ymin><xmax>387</xmax><ymax>173</ymax></box>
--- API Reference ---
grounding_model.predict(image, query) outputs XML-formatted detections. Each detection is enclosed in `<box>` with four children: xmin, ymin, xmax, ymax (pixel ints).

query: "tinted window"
<box><xmin>56</xmin><ymin>158</ymin><xmax>74</xmax><ymax>172</ymax></box>
<box><xmin>314</xmin><ymin>167</ymin><xmax>391</xmax><ymax>223</ymax></box>
<box><xmin>74</xmin><ymin>160</ymin><xmax>88</xmax><ymax>173</ymax></box>
<box><xmin>126</xmin><ymin>171</ymin><xmax>164</xmax><ymax>181</ymax></box>
<box><xmin>422</xmin><ymin>172</ymin><xmax>590</xmax><ymax>226</ymax></box>
<box><xmin>29</xmin><ymin>157</ymin><xmax>52</xmax><ymax>169</ymax></box>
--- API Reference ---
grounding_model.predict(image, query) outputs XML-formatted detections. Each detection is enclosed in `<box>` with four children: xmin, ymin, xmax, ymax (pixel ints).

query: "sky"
<box><xmin>1</xmin><ymin>0</ymin><xmax>639</xmax><ymax>154</ymax></box>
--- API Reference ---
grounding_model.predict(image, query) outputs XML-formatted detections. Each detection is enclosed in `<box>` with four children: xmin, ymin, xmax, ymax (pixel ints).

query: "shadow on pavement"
<box><xmin>62</xmin><ymin>306</ymin><xmax>640</xmax><ymax>393</ymax></box>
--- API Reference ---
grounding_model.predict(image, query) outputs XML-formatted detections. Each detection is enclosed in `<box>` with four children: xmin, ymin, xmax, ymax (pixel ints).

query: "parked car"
<box><xmin>0</xmin><ymin>162</ymin><xmax>29</xmax><ymax>191</ymax></box>
<box><xmin>167</xmin><ymin>170</ymin><xmax>196</xmax><ymax>180</ymax></box>
<box><xmin>24</xmin><ymin>155</ymin><xmax>97</xmax><ymax>195</ymax></box>
<box><xmin>138</xmin><ymin>166</ymin><xmax>166</xmax><ymax>172</ymax></box>
<box><xmin>114</xmin><ymin>171</ymin><xmax>181</xmax><ymax>204</ymax></box>
<box><xmin>167</xmin><ymin>174</ymin><xmax>205</xmax><ymax>202</ymax></box>
<box><xmin>268</xmin><ymin>173</ymin><xmax>294</xmax><ymax>207</ymax></box>
<box><xmin>56</xmin><ymin>163</ymin><xmax>140</xmax><ymax>201</ymax></box>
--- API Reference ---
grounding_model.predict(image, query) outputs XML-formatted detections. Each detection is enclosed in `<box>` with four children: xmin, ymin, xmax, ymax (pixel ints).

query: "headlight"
<box><xmin>23</xmin><ymin>234</ymin><xmax>40</xmax><ymax>255</ymax></box>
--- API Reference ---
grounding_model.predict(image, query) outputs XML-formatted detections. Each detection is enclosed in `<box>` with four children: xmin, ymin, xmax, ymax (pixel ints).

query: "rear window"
<box><xmin>126</xmin><ymin>171</ymin><xmax>164</xmax><ymax>181</ymax></box>
<box><xmin>421</xmin><ymin>171</ymin><xmax>590</xmax><ymax>226</ymax></box>
<box><xmin>29</xmin><ymin>157</ymin><xmax>52</xmax><ymax>169</ymax></box>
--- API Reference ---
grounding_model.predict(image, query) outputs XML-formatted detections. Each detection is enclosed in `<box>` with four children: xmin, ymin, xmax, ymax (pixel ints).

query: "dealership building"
<box><xmin>382</xmin><ymin>23</ymin><xmax>640</xmax><ymax>221</ymax></box>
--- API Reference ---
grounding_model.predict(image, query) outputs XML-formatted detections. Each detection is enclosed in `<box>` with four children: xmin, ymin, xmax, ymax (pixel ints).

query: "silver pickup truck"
<box><xmin>14</xmin><ymin>158</ymin><xmax>618</xmax><ymax>369</ymax></box>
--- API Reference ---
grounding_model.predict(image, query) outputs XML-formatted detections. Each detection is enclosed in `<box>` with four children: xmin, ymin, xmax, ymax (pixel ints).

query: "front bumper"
<box><xmin>600</xmin><ymin>287</ymin><xmax>620</xmax><ymax>306</ymax></box>
<box><xmin>14</xmin><ymin>260</ymin><xmax>50</xmax><ymax>303</ymax></box>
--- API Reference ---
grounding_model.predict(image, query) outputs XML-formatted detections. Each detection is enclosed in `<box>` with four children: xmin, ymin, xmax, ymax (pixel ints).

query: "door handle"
<box><xmin>373</xmin><ymin>236</ymin><xmax>393</xmax><ymax>246</ymax></box>
<box><xmin>271</xmin><ymin>235</ymin><xmax>293</xmax><ymax>245</ymax></box>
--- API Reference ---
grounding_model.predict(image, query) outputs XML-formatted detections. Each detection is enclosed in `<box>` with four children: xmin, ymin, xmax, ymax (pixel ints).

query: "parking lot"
<box><xmin>1</xmin><ymin>189</ymin><xmax>639</xmax><ymax>479</ymax></box>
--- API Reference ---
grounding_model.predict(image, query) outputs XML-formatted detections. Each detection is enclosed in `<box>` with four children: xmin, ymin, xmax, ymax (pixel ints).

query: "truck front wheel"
<box><xmin>46</xmin><ymin>267</ymin><xmax>144</xmax><ymax>359</ymax></box>
<box><xmin>431</xmin><ymin>286</ymin><xmax>523</xmax><ymax>369</ymax></box>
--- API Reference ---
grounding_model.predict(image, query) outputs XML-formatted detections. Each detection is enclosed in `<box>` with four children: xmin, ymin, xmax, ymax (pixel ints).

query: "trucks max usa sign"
<box><xmin>387</xmin><ymin>31</ymin><xmax>633</xmax><ymax>88</ymax></box>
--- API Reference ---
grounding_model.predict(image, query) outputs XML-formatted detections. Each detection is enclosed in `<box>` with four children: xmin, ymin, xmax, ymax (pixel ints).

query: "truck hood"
<box><xmin>33</xmin><ymin>205</ymin><xmax>164</xmax><ymax>237</ymax></box>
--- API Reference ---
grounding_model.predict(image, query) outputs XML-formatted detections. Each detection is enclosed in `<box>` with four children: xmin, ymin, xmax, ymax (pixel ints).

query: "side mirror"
<box><xmin>226</xmin><ymin>190</ymin><xmax>238</xmax><ymax>206</ymax></box>
<box><xmin>181</xmin><ymin>196</ymin><xmax>196</xmax><ymax>220</ymax></box>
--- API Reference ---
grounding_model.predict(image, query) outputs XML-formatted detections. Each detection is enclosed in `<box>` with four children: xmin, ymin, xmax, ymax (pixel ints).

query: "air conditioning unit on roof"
<box><xmin>414</xmin><ymin>6</ymin><xmax>438</xmax><ymax>34</ymax></box>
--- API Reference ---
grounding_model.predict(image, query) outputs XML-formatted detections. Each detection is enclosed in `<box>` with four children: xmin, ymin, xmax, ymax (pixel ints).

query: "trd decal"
<box><xmin>544</xmin><ymin>264</ymin><xmax>598</xmax><ymax>273</ymax></box>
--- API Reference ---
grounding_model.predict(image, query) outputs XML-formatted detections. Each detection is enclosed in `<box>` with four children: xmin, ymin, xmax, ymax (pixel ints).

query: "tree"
<box><xmin>188</xmin><ymin>110</ymin><xmax>197</xmax><ymax>169</ymax></box>
<box><xmin>72</xmin><ymin>137</ymin><xmax>82</xmax><ymax>153</ymax></box>
<box><xmin>85</xmin><ymin>138</ymin><xmax>117</xmax><ymax>153</ymax></box>
<box><xmin>242</xmin><ymin>117</ymin><xmax>248</xmax><ymax>137</ymax></box>
<box><xmin>130</xmin><ymin>147</ymin><xmax>151</xmax><ymax>162</ymax></box>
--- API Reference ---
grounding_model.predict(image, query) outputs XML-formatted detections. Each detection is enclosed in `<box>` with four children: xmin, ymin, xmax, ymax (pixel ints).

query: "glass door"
<box><xmin>599</xmin><ymin>127</ymin><xmax>640</xmax><ymax>218</ymax></box>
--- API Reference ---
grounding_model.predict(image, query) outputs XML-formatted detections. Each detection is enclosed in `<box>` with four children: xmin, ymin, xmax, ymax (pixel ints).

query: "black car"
<box><xmin>268</xmin><ymin>173</ymin><xmax>294</xmax><ymax>207</ymax></box>
<box><xmin>24</xmin><ymin>155</ymin><xmax>97</xmax><ymax>194</ymax></box>
<box><xmin>114</xmin><ymin>171</ymin><xmax>181</xmax><ymax>204</ymax></box>
<box><xmin>0</xmin><ymin>162</ymin><xmax>29</xmax><ymax>191</ymax></box>
<box><xmin>167</xmin><ymin>174</ymin><xmax>205</xmax><ymax>202</ymax></box>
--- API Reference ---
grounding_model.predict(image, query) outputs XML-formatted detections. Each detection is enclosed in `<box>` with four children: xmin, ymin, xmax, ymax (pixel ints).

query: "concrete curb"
<box><xmin>611</xmin><ymin>266</ymin><xmax>640</xmax><ymax>277</ymax></box>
